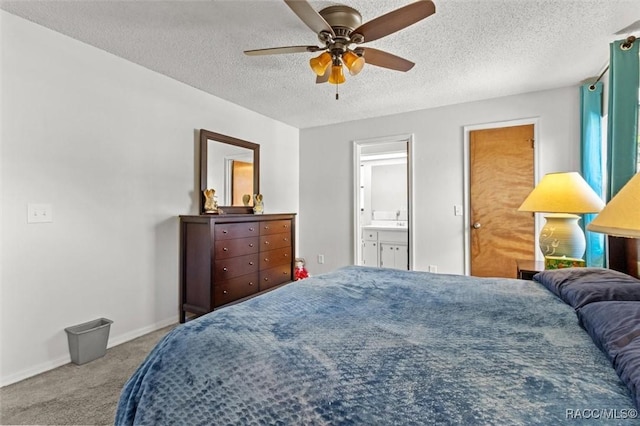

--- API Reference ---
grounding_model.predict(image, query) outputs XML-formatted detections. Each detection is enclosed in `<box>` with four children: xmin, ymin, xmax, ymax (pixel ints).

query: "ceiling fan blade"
<box><xmin>284</xmin><ymin>0</ymin><xmax>335</xmax><ymax>37</ymax></box>
<box><xmin>353</xmin><ymin>0</ymin><xmax>436</xmax><ymax>43</ymax></box>
<box><xmin>362</xmin><ymin>47</ymin><xmax>415</xmax><ymax>72</ymax></box>
<box><xmin>244</xmin><ymin>45</ymin><xmax>322</xmax><ymax>56</ymax></box>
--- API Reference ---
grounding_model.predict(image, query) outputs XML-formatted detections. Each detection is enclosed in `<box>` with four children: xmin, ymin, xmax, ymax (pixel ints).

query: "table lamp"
<box><xmin>587</xmin><ymin>172</ymin><xmax>640</xmax><ymax>238</ymax></box>
<box><xmin>518</xmin><ymin>172</ymin><xmax>605</xmax><ymax>259</ymax></box>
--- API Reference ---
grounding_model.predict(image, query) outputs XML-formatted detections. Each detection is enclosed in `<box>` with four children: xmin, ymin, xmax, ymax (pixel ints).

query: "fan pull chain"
<box><xmin>335</xmin><ymin>84</ymin><xmax>339</xmax><ymax>100</ymax></box>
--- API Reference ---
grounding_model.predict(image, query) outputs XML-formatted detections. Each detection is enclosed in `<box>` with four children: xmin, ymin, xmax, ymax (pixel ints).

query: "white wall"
<box><xmin>0</xmin><ymin>12</ymin><xmax>299</xmax><ymax>385</ymax></box>
<box><xmin>299</xmin><ymin>86</ymin><xmax>580</xmax><ymax>275</ymax></box>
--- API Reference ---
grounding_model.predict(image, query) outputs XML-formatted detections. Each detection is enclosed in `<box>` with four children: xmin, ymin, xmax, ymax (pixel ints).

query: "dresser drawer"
<box><xmin>214</xmin><ymin>254</ymin><xmax>259</xmax><ymax>281</ymax></box>
<box><xmin>260</xmin><ymin>247</ymin><xmax>292</xmax><ymax>270</ymax></box>
<box><xmin>260</xmin><ymin>220</ymin><xmax>292</xmax><ymax>236</ymax></box>
<box><xmin>213</xmin><ymin>273</ymin><xmax>259</xmax><ymax>307</ymax></box>
<box><xmin>260</xmin><ymin>264</ymin><xmax>291</xmax><ymax>291</ymax></box>
<box><xmin>214</xmin><ymin>237</ymin><xmax>259</xmax><ymax>259</ymax></box>
<box><xmin>260</xmin><ymin>232</ymin><xmax>291</xmax><ymax>251</ymax></box>
<box><xmin>215</xmin><ymin>222</ymin><xmax>259</xmax><ymax>240</ymax></box>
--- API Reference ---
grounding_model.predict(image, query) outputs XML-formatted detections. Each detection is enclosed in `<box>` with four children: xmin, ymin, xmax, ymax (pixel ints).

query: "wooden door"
<box><xmin>470</xmin><ymin>125</ymin><xmax>535</xmax><ymax>278</ymax></box>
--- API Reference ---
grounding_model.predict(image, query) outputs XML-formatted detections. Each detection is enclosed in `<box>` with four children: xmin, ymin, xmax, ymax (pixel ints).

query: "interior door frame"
<box><xmin>462</xmin><ymin>118</ymin><xmax>541</xmax><ymax>275</ymax></box>
<box><xmin>353</xmin><ymin>134</ymin><xmax>414</xmax><ymax>269</ymax></box>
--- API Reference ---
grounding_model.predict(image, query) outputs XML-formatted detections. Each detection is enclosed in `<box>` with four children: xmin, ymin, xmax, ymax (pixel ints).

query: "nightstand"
<box><xmin>516</xmin><ymin>259</ymin><xmax>545</xmax><ymax>280</ymax></box>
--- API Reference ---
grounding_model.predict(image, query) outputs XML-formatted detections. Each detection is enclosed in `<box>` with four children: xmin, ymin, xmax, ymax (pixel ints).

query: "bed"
<box><xmin>116</xmin><ymin>266</ymin><xmax>640</xmax><ymax>425</ymax></box>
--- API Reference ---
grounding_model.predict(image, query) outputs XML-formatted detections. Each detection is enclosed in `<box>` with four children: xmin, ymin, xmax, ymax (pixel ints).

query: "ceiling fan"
<box><xmin>244</xmin><ymin>0</ymin><xmax>436</xmax><ymax>86</ymax></box>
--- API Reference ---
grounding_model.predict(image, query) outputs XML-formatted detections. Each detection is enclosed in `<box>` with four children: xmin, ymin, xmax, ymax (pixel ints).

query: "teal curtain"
<box><xmin>607</xmin><ymin>38</ymin><xmax>639</xmax><ymax>199</ymax></box>
<box><xmin>581</xmin><ymin>82</ymin><xmax>604</xmax><ymax>267</ymax></box>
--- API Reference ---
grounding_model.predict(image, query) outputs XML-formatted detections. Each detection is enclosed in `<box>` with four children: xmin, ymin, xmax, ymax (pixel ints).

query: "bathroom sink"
<box><xmin>363</xmin><ymin>221</ymin><xmax>407</xmax><ymax>230</ymax></box>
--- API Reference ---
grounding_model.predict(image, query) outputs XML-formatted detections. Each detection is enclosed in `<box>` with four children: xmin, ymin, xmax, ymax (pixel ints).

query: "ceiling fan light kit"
<box><xmin>328</xmin><ymin>63</ymin><xmax>346</xmax><ymax>85</ymax></box>
<box><xmin>245</xmin><ymin>0</ymin><xmax>436</xmax><ymax>91</ymax></box>
<box><xmin>342</xmin><ymin>50</ymin><xmax>365</xmax><ymax>76</ymax></box>
<box><xmin>310</xmin><ymin>51</ymin><xmax>332</xmax><ymax>76</ymax></box>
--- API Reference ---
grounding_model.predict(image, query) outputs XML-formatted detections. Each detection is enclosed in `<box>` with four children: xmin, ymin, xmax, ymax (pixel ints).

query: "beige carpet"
<box><xmin>0</xmin><ymin>324</ymin><xmax>176</xmax><ymax>426</ymax></box>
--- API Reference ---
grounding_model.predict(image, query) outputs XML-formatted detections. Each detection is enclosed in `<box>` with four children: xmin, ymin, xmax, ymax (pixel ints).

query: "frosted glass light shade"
<box><xmin>310</xmin><ymin>52</ymin><xmax>332</xmax><ymax>76</ymax></box>
<box><xmin>518</xmin><ymin>172</ymin><xmax>605</xmax><ymax>214</ymax></box>
<box><xmin>343</xmin><ymin>51</ymin><xmax>365</xmax><ymax>76</ymax></box>
<box><xmin>328</xmin><ymin>65</ymin><xmax>346</xmax><ymax>85</ymax></box>
<box><xmin>587</xmin><ymin>172</ymin><xmax>640</xmax><ymax>238</ymax></box>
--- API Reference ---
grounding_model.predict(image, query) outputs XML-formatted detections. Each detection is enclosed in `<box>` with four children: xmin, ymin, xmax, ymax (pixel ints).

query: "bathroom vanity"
<box><xmin>361</xmin><ymin>223</ymin><xmax>408</xmax><ymax>270</ymax></box>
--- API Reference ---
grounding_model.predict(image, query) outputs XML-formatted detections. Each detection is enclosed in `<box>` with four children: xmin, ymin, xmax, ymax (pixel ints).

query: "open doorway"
<box><xmin>354</xmin><ymin>135</ymin><xmax>413</xmax><ymax>270</ymax></box>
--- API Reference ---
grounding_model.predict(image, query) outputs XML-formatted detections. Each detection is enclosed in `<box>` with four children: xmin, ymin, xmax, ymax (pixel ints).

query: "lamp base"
<box><xmin>539</xmin><ymin>214</ymin><xmax>585</xmax><ymax>259</ymax></box>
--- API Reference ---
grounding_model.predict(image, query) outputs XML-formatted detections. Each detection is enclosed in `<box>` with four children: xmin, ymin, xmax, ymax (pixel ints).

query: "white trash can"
<box><xmin>64</xmin><ymin>318</ymin><xmax>113</xmax><ymax>365</ymax></box>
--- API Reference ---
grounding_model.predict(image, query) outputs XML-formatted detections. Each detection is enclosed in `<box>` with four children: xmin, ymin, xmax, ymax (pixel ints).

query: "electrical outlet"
<box><xmin>428</xmin><ymin>265</ymin><xmax>437</xmax><ymax>273</ymax></box>
<box><xmin>27</xmin><ymin>203</ymin><xmax>53</xmax><ymax>223</ymax></box>
<box><xmin>318</xmin><ymin>254</ymin><xmax>325</xmax><ymax>264</ymax></box>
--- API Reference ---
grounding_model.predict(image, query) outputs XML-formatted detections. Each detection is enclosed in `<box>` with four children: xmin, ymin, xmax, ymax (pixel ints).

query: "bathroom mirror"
<box><xmin>200</xmin><ymin>129</ymin><xmax>260</xmax><ymax>214</ymax></box>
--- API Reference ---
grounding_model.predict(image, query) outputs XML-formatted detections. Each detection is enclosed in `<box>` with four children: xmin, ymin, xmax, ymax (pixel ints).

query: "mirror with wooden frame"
<box><xmin>200</xmin><ymin>129</ymin><xmax>260</xmax><ymax>214</ymax></box>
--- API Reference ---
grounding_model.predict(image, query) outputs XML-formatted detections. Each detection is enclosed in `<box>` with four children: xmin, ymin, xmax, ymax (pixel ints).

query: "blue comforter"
<box><xmin>116</xmin><ymin>266</ymin><xmax>635</xmax><ymax>425</ymax></box>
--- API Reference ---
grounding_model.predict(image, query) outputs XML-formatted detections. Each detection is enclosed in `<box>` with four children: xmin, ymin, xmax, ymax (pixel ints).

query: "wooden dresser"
<box><xmin>179</xmin><ymin>213</ymin><xmax>296</xmax><ymax>322</ymax></box>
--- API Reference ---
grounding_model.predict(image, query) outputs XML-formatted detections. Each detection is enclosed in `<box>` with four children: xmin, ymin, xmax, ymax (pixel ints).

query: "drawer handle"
<box><xmin>249</xmin><ymin>243</ymin><xmax>254</xmax><ymax>247</ymax></box>
<box><xmin>223</xmin><ymin>247</ymin><xmax>228</xmax><ymax>251</ymax></box>
<box><xmin>249</xmin><ymin>282</ymin><xmax>254</xmax><ymax>286</ymax></box>
<box><xmin>284</xmin><ymin>253</ymin><xmax>289</xmax><ymax>257</ymax></box>
<box><xmin>264</xmin><ymin>241</ymin><xmax>270</xmax><ymax>245</ymax></box>
<box><xmin>249</xmin><ymin>227</ymin><xmax>255</xmax><ymax>232</ymax></box>
<box><xmin>264</xmin><ymin>225</ymin><xmax>270</xmax><ymax>230</ymax></box>
<box><xmin>282</xmin><ymin>271</ymin><xmax>288</xmax><ymax>275</ymax></box>
<box><xmin>223</xmin><ymin>267</ymin><xmax>228</xmax><ymax>271</ymax></box>
<box><xmin>264</xmin><ymin>258</ymin><xmax>269</xmax><ymax>262</ymax></box>
<box><xmin>283</xmin><ymin>238</ymin><xmax>288</xmax><ymax>242</ymax></box>
<box><xmin>223</xmin><ymin>290</ymin><xmax>228</xmax><ymax>295</ymax></box>
<box><xmin>249</xmin><ymin>262</ymin><xmax>254</xmax><ymax>266</ymax></box>
<box><xmin>264</xmin><ymin>277</ymin><xmax>269</xmax><ymax>281</ymax></box>
<box><xmin>223</xmin><ymin>230</ymin><xmax>228</xmax><ymax>234</ymax></box>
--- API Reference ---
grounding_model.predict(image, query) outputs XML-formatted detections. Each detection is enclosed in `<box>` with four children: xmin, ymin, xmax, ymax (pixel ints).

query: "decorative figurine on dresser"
<box><xmin>253</xmin><ymin>193</ymin><xmax>264</xmax><ymax>214</ymax></box>
<box><xmin>178</xmin><ymin>129</ymin><xmax>297</xmax><ymax>323</ymax></box>
<box><xmin>203</xmin><ymin>188</ymin><xmax>218</xmax><ymax>213</ymax></box>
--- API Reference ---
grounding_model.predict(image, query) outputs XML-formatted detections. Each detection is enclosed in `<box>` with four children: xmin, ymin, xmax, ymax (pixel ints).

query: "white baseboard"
<box><xmin>107</xmin><ymin>316</ymin><xmax>178</xmax><ymax>348</ymax></box>
<box><xmin>0</xmin><ymin>316</ymin><xmax>179</xmax><ymax>387</ymax></box>
<box><xmin>1</xmin><ymin>354</ymin><xmax>73</xmax><ymax>388</ymax></box>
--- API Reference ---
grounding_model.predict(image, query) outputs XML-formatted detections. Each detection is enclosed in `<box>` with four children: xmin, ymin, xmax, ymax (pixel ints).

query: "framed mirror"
<box><xmin>200</xmin><ymin>129</ymin><xmax>260</xmax><ymax>214</ymax></box>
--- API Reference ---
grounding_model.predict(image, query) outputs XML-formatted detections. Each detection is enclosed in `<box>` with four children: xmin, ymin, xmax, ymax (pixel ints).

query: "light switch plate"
<box><xmin>454</xmin><ymin>205</ymin><xmax>463</xmax><ymax>216</ymax></box>
<box><xmin>27</xmin><ymin>203</ymin><xmax>53</xmax><ymax>223</ymax></box>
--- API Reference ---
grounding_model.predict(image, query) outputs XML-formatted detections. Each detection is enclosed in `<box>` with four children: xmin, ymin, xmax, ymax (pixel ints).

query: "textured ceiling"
<box><xmin>1</xmin><ymin>0</ymin><xmax>638</xmax><ymax>129</ymax></box>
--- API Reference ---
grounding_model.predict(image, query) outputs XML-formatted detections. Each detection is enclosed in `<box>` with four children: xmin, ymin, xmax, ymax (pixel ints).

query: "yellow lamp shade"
<box><xmin>518</xmin><ymin>172</ymin><xmax>605</xmax><ymax>214</ymax></box>
<box><xmin>310</xmin><ymin>52</ymin><xmax>332</xmax><ymax>76</ymax></box>
<box><xmin>343</xmin><ymin>51</ymin><xmax>365</xmax><ymax>76</ymax></box>
<box><xmin>587</xmin><ymin>172</ymin><xmax>640</xmax><ymax>238</ymax></box>
<box><xmin>328</xmin><ymin>64</ymin><xmax>346</xmax><ymax>85</ymax></box>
